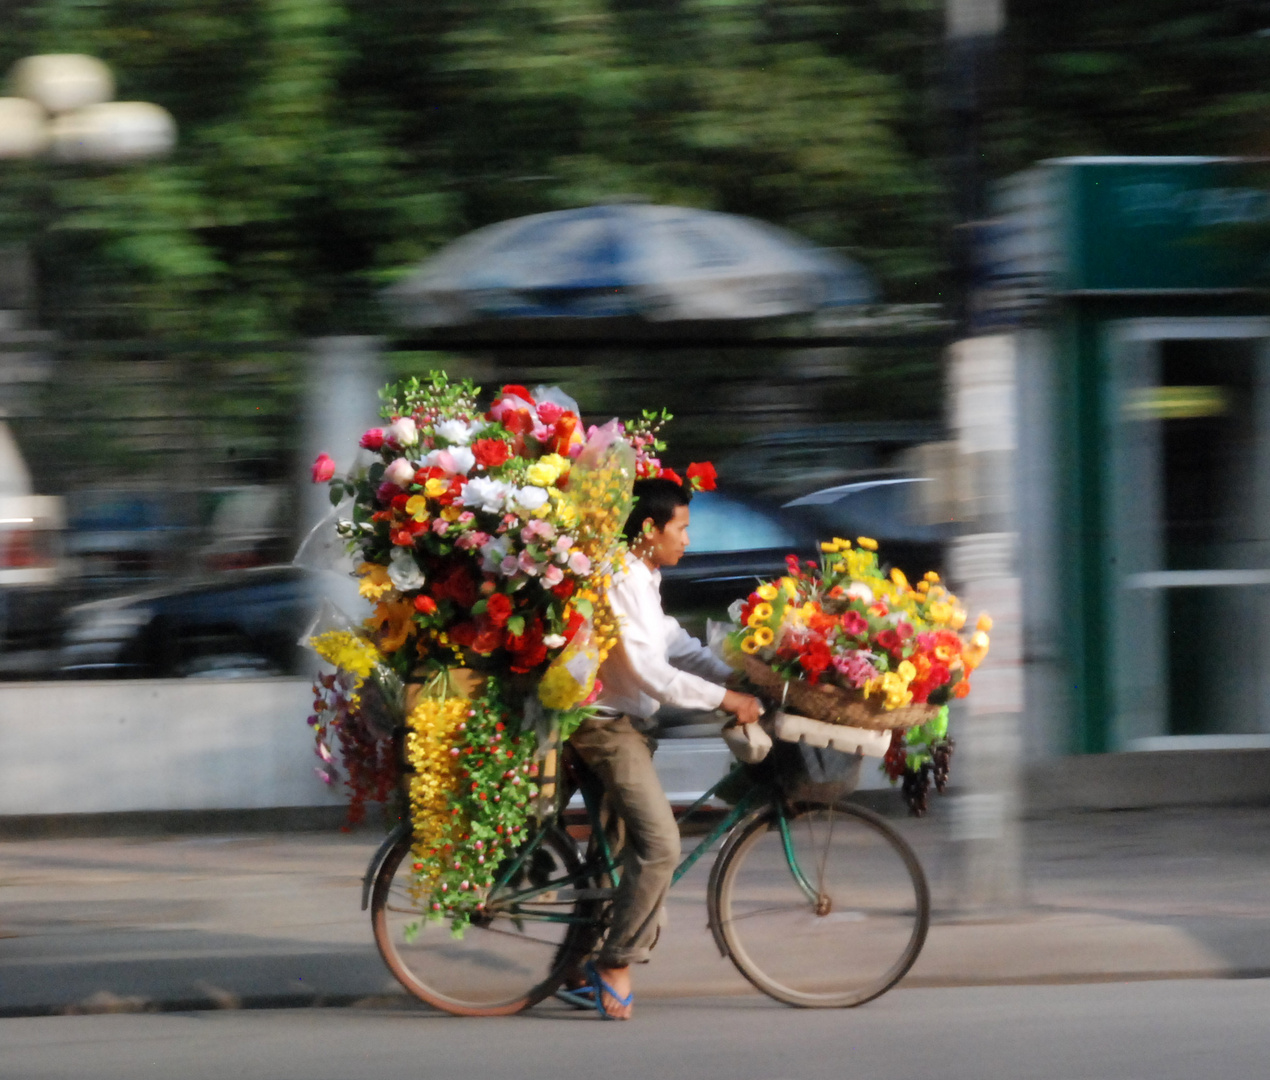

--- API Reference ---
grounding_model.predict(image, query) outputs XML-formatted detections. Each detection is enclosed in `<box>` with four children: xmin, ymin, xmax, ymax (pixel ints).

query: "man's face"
<box><xmin>645</xmin><ymin>504</ymin><xmax>691</xmax><ymax>568</ymax></box>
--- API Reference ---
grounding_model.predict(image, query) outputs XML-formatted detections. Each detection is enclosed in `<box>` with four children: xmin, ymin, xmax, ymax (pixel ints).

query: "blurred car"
<box><xmin>58</xmin><ymin>565</ymin><xmax>322</xmax><ymax>679</ymax></box>
<box><xmin>662</xmin><ymin>483</ymin><xmax>953</xmax><ymax>617</ymax></box>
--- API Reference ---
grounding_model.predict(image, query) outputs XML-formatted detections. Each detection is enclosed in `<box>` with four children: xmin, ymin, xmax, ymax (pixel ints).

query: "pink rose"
<box><xmin>383</xmin><ymin>458</ymin><xmax>416</xmax><ymax>488</ymax></box>
<box><xmin>311</xmin><ymin>453</ymin><xmax>336</xmax><ymax>483</ymax></box>
<box><xmin>518</xmin><ymin>549</ymin><xmax>541</xmax><ymax>576</ymax></box>
<box><xmin>455</xmin><ymin>530</ymin><xmax>490</xmax><ymax>550</ymax></box>
<box><xmin>359</xmin><ymin>428</ymin><xmax>385</xmax><ymax>451</ymax></box>
<box><xmin>568</xmin><ymin>550</ymin><xmax>591</xmax><ymax>575</ymax></box>
<box><xmin>500</xmin><ymin>555</ymin><xmax>519</xmax><ymax>577</ymax></box>
<box><xmin>431</xmin><ymin>518</ymin><xmax>450</xmax><ymax>536</ymax></box>
<box><xmin>536</xmin><ymin>401</ymin><xmax>564</xmax><ymax>426</ymax></box>
<box><xmin>543</xmin><ymin>564</ymin><xmax>564</xmax><ymax>587</ymax></box>
<box><xmin>531</xmin><ymin>421</ymin><xmax>555</xmax><ymax>444</ymax></box>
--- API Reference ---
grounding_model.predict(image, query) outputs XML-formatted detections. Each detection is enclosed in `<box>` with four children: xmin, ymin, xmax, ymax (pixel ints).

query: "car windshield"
<box><xmin>685</xmin><ymin>492</ymin><xmax>801</xmax><ymax>553</ymax></box>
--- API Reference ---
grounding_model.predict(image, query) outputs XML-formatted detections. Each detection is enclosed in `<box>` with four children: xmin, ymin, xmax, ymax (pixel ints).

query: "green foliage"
<box><xmin>1</xmin><ymin>0</ymin><xmax>1265</xmax><ymax>343</ymax></box>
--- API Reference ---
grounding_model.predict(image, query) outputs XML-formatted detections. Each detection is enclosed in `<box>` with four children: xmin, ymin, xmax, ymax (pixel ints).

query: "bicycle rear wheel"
<box><xmin>371</xmin><ymin>827</ymin><xmax>597</xmax><ymax>1016</ymax></box>
<box><xmin>710</xmin><ymin>801</ymin><xmax>929</xmax><ymax>1007</ymax></box>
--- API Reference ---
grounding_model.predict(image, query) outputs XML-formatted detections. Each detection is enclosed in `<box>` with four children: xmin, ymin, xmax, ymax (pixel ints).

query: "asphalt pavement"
<box><xmin>5</xmin><ymin>981</ymin><xmax>1270</xmax><ymax>1080</ymax></box>
<box><xmin>2</xmin><ymin>804</ymin><xmax>1270</xmax><ymax>1018</ymax></box>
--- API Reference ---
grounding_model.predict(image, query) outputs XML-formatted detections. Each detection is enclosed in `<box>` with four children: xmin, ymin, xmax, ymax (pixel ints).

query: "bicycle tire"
<box><xmin>710</xmin><ymin>800</ymin><xmax>929</xmax><ymax>1008</ymax></box>
<box><xmin>371</xmin><ymin>826</ymin><xmax>598</xmax><ymax>1016</ymax></box>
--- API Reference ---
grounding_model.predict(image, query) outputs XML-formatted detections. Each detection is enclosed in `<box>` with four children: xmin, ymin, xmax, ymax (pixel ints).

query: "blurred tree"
<box><xmin>995</xmin><ymin>0</ymin><xmax>1270</xmax><ymax>171</ymax></box>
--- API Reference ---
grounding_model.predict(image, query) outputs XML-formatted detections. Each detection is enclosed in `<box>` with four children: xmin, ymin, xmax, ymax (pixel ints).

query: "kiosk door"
<box><xmin>1111</xmin><ymin>319</ymin><xmax>1270</xmax><ymax>745</ymax></box>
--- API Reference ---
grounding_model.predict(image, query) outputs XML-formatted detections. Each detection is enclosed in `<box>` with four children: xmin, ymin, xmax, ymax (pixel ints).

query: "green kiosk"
<box><xmin>987</xmin><ymin>157</ymin><xmax>1270</xmax><ymax>757</ymax></box>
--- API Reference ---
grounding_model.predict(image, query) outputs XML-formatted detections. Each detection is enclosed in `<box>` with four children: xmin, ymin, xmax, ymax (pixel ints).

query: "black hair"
<box><xmin>623</xmin><ymin>477</ymin><xmax>691</xmax><ymax>542</ymax></box>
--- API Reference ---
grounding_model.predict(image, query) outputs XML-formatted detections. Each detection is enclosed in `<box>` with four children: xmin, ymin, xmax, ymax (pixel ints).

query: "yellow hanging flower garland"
<box><xmin>403</xmin><ymin>694</ymin><xmax>469</xmax><ymax>908</ymax></box>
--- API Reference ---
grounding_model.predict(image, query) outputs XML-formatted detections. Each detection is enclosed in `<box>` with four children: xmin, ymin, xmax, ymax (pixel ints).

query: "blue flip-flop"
<box><xmin>584</xmin><ymin>960</ymin><xmax>634</xmax><ymax>1020</ymax></box>
<box><xmin>554</xmin><ymin>983</ymin><xmax>597</xmax><ymax>1010</ymax></box>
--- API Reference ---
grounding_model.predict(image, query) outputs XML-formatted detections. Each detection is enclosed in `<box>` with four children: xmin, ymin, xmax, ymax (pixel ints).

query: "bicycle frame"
<box><xmin>476</xmin><ymin>764</ymin><xmax>821</xmax><ymax>923</ymax></box>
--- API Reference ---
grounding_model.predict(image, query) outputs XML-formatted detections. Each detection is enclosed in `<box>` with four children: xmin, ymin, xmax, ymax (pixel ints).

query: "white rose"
<box><xmin>461</xmin><ymin>477</ymin><xmax>513</xmax><ymax>514</ymax></box>
<box><xmin>435</xmin><ymin>418</ymin><xmax>479</xmax><ymax>446</ymax></box>
<box><xmin>543</xmin><ymin>634</ymin><xmax>567</xmax><ymax>649</ymax></box>
<box><xmin>845</xmin><ymin>582</ymin><xmax>873</xmax><ymax>604</ymax></box>
<box><xmin>513</xmin><ymin>485</ymin><xmax>549</xmax><ymax>512</ymax></box>
<box><xmin>387</xmin><ymin>548</ymin><xmax>426</xmax><ymax>590</ymax></box>
<box><xmin>382</xmin><ymin>457</ymin><xmax>416</xmax><ymax>488</ymax></box>
<box><xmin>447</xmin><ymin>446</ymin><xmax>476</xmax><ymax>475</ymax></box>
<box><xmin>385</xmin><ymin>417</ymin><xmax>418</xmax><ymax>448</ymax></box>
<box><xmin>479</xmin><ymin>535</ymin><xmax>511</xmax><ymax>573</ymax></box>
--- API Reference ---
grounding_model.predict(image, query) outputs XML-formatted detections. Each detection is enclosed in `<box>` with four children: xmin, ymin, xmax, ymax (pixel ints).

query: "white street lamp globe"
<box><xmin>10</xmin><ymin>54</ymin><xmax>114</xmax><ymax>114</ymax></box>
<box><xmin>49</xmin><ymin>101</ymin><xmax>177</xmax><ymax>162</ymax></box>
<box><xmin>0</xmin><ymin>97</ymin><xmax>49</xmax><ymax>159</ymax></box>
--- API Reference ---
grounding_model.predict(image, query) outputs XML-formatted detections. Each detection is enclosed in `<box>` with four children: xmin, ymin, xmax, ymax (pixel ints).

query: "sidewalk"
<box><xmin>2</xmin><ymin>804</ymin><xmax>1269</xmax><ymax>1016</ymax></box>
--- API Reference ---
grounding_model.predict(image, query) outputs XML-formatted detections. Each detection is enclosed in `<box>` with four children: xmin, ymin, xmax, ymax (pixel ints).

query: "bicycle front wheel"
<box><xmin>711</xmin><ymin>801</ymin><xmax>929</xmax><ymax>1008</ymax></box>
<box><xmin>371</xmin><ymin>827</ymin><xmax>597</xmax><ymax>1016</ymax></box>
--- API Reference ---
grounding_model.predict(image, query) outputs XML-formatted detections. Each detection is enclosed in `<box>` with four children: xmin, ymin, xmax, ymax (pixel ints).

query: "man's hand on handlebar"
<box><xmin>721</xmin><ymin>689</ymin><xmax>763</xmax><ymax>726</ymax></box>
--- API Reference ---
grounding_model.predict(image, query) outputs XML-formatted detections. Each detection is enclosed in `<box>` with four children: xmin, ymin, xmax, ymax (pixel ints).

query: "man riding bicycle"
<box><xmin>566</xmin><ymin>476</ymin><xmax>763</xmax><ymax>1019</ymax></box>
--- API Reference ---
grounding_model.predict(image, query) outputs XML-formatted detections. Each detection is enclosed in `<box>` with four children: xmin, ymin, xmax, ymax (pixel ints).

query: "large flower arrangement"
<box><xmin>726</xmin><ymin>536</ymin><xmax>991</xmax><ymax>814</ymax></box>
<box><xmin>306</xmin><ymin>372</ymin><xmax>714</xmax><ymax>929</ymax></box>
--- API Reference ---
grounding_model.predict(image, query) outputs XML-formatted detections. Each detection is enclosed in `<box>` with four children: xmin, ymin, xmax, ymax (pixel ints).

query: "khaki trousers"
<box><xmin>568</xmin><ymin>714</ymin><xmax>680</xmax><ymax>967</ymax></box>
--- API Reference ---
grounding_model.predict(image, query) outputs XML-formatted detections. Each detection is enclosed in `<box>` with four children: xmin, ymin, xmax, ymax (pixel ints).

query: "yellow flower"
<box><xmin>404</xmin><ymin>495</ymin><xmax>429</xmax><ymax>522</ymax></box>
<box><xmin>924</xmin><ymin>571</ymin><xmax>940</xmax><ymax>584</ymax></box>
<box><xmin>526</xmin><ymin>454</ymin><xmax>569</xmax><ymax>487</ymax></box>
<box><xmin>780</xmin><ymin>576</ymin><xmax>798</xmax><ymax>598</ymax></box>
<box><xmin>820</xmin><ymin>541</ymin><xmax>836</xmax><ymax>553</ymax></box>
<box><xmin>356</xmin><ymin>562</ymin><xmax>393</xmax><ymax>600</ymax></box>
<box><xmin>890</xmin><ymin>567</ymin><xmax>908</xmax><ymax>589</ymax></box>
<box><xmin>971</xmin><ymin>630</ymin><xmax>990</xmax><ymax>650</ymax></box>
<box><xmin>916</xmin><ymin>580</ymin><xmax>930</xmax><ymax>594</ymax></box>
<box><xmin>928</xmin><ymin>601</ymin><xmax>952</xmax><ymax>623</ymax></box>
<box><xmin>740</xmin><ymin>635</ymin><xmax>760</xmax><ymax>654</ymax></box>
<box><xmin>756</xmin><ymin>583</ymin><xmax>778</xmax><ymax>602</ymax></box>
<box><xmin>897</xmin><ymin>660</ymin><xmax>917</xmax><ymax>682</ymax></box>
<box><xmin>833</xmin><ymin>537</ymin><xmax>850</xmax><ymax>551</ymax></box>
<box><xmin>976</xmin><ymin>612</ymin><xmax>994</xmax><ymax>632</ymax></box>
<box><xmin>951</xmin><ymin>609</ymin><xmax>967</xmax><ymax>630</ymax></box>
<box><xmin>746</xmin><ymin>602</ymin><xmax>774</xmax><ymax>627</ymax></box>
<box><xmin>753</xmin><ymin>626</ymin><xmax>774</xmax><ymax>647</ymax></box>
<box><xmin>424</xmin><ymin>477</ymin><xmax>448</xmax><ymax>498</ymax></box>
<box><xmin>857</xmin><ymin>536</ymin><xmax>878</xmax><ymax>551</ymax></box>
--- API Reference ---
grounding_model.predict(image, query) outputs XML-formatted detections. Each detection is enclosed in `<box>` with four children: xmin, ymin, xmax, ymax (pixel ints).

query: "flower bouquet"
<box><xmin>724</xmin><ymin>536</ymin><xmax>991</xmax><ymax>814</ymax></box>
<box><xmin>305</xmin><ymin>372</ymin><xmax>714</xmax><ymax>930</ymax></box>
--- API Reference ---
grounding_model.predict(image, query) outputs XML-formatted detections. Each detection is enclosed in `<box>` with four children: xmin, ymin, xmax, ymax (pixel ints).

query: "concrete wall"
<box><xmin>0</xmin><ymin>679</ymin><xmax>344</xmax><ymax>817</ymax></box>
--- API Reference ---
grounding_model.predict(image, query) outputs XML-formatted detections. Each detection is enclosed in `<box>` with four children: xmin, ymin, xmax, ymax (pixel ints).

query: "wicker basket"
<box><xmin>743</xmin><ymin>654</ymin><xmax>939</xmax><ymax>732</ymax></box>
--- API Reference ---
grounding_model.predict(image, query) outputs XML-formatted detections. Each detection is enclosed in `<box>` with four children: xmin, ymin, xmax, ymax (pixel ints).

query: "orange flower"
<box><xmin>368</xmin><ymin>599</ymin><xmax>414</xmax><ymax>653</ymax></box>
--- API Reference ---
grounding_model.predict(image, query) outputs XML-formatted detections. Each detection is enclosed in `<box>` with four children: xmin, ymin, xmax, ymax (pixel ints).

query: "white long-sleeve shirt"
<box><xmin>594</xmin><ymin>555</ymin><xmax>732</xmax><ymax>726</ymax></box>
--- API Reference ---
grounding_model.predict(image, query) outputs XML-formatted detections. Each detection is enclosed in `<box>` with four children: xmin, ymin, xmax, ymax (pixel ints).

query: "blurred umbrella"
<box><xmin>387</xmin><ymin>203</ymin><xmax>876</xmax><ymax>326</ymax></box>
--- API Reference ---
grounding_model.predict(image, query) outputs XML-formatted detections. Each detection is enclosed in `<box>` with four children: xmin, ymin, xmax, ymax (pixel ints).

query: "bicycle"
<box><xmin>362</xmin><ymin>736</ymin><xmax>930</xmax><ymax>1016</ymax></box>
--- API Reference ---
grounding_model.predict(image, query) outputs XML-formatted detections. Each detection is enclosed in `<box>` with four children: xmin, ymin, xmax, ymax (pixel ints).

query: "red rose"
<box><xmin>472</xmin><ymin>438</ymin><xmax>512</xmax><ymax>469</ymax></box>
<box><xmin>500</xmin><ymin>384</ymin><xmax>534</xmax><ymax>403</ymax></box>
<box><xmin>311</xmin><ymin>453</ymin><xmax>335</xmax><ymax>483</ymax></box>
<box><xmin>660</xmin><ymin>468</ymin><xmax>684</xmax><ymax>487</ymax></box>
<box><xmin>798</xmin><ymin>639</ymin><xmax>834</xmax><ymax>684</ymax></box>
<box><xmin>551</xmin><ymin>578</ymin><xmax>576</xmax><ymax>600</ymax></box>
<box><xmin>359</xmin><ymin>428</ymin><xmax>385</xmax><ymax>451</ymax></box>
<box><xmin>563</xmin><ymin>610</ymin><xmax>587</xmax><ymax>643</ymax></box>
<box><xmin>841</xmin><ymin>610</ymin><xmax>868</xmax><ymax>637</ymax></box>
<box><xmin>413</xmin><ymin>595</ymin><xmax>438</xmax><ymax>615</ymax></box>
<box><xmin>485</xmin><ymin>592</ymin><xmax>514</xmax><ymax>627</ymax></box>
<box><xmin>430</xmin><ymin>560</ymin><xmax>479</xmax><ymax>608</ymax></box>
<box><xmin>390</xmin><ymin>528</ymin><xmax>415</xmax><ymax>547</ymax></box>
<box><xmin>391</xmin><ymin>493</ymin><xmax>410</xmax><ymax>511</ymax></box>
<box><xmin>686</xmin><ymin>461</ymin><xmax>717</xmax><ymax>491</ymax></box>
<box><xmin>875</xmin><ymin>629</ymin><xmax>901</xmax><ymax>653</ymax></box>
<box><xmin>502</xmin><ymin>408</ymin><xmax>534</xmax><ymax>437</ymax></box>
<box><xmin>450</xmin><ymin>617</ymin><xmax>504</xmax><ymax>655</ymax></box>
<box><xmin>506</xmin><ymin>618</ymin><xmax>547</xmax><ymax>673</ymax></box>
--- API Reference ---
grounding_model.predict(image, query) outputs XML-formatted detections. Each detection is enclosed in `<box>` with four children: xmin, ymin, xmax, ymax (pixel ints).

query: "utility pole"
<box><xmin>942</xmin><ymin>0</ymin><xmax>1025</xmax><ymax>912</ymax></box>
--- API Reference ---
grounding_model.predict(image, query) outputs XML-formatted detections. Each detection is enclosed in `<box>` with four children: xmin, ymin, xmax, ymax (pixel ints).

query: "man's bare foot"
<box><xmin>595</xmin><ymin>964</ymin><xmax>633</xmax><ymax>1020</ymax></box>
